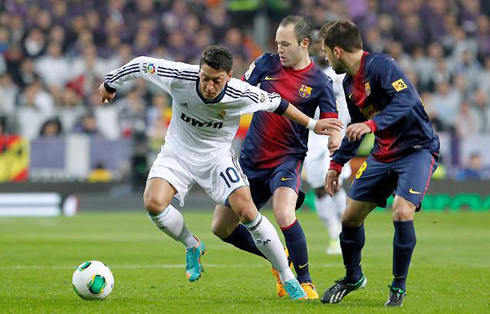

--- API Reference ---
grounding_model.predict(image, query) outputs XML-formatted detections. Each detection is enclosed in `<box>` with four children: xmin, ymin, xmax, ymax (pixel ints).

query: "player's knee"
<box><xmin>211</xmin><ymin>219</ymin><xmax>228</xmax><ymax>239</ymax></box>
<box><xmin>340</xmin><ymin>213</ymin><xmax>363</xmax><ymax>227</ymax></box>
<box><xmin>143</xmin><ymin>191</ymin><xmax>167</xmax><ymax>216</ymax></box>
<box><xmin>393</xmin><ymin>199</ymin><xmax>416</xmax><ymax>221</ymax></box>
<box><xmin>273</xmin><ymin>210</ymin><xmax>296</xmax><ymax>228</ymax></box>
<box><xmin>393</xmin><ymin>207</ymin><xmax>414</xmax><ymax>221</ymax></box>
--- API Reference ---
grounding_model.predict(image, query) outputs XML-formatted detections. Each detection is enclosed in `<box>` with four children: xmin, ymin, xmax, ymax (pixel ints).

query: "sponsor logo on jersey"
<box><xmin>299</xmin><ymin>85</ymin><xmax>312</xmax><ymax>98</ymax></box>
<box><xmin>179</xmin><ymin>102</ymin><xmax>188</xmax><ymax>108</ymax></box>
<box><xmin>264</xmin><ymin>76</ymin><xmax>279</xmax><ymax>81</ymax></box>
<box><xmin>180</xmin><ymin>113</ymin><xmax>223</xmax><ymax>129</ymax></box>
<box><xmin>365</xmin><ymin>81</ymin><xmax>371</xmax><ymax>96</ymax></box>
<box><xmin>281</xmin><ymin>177</ymin><xmax>293</xmax><ymax>181</ymax></box>
<box><xmin>392</xmin><ymin>78</ymin><xmax>407</xmax><ymax>92</ymax></box>
<box><xmin>359</xmin><ymin>103</ymin><xmax>378</xmax><ymax>119</ymax></box>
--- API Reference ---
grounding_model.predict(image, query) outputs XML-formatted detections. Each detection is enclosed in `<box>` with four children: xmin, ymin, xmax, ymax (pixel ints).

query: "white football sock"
<box><xmin>245</xmin><ymin>213</ymin><xmax>295</xmax><ymax>283</ymax></box>
<box><xmin>148</xmin><ymin>205</ymin><xmax>197</xmax><ymax>249</ymax></box>
<box><xmin>333</xmin><ymin>188</ymin><xmax>347</xmax><ymax>217</ymax></box>
<box><xmin>315</xmin><ymin>194</ymin><xmax>341</xmax><ymax>241</ymax></box>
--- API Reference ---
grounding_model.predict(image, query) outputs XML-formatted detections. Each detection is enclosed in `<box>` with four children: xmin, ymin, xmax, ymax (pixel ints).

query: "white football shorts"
<box><xmin>305</xmin><ymin>145</ymin><xmax>352</xmax><ymax>189</ymax></box>
<box><xmin>147</xmin><ymin>148</ymin><xmax>248</xmax><ymax>206</ymax></box>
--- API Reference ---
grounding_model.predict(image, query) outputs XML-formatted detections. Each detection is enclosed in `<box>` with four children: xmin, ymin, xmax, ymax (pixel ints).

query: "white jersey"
<box><xmin>305</xmin><ymin>66</ymin><xmax>351</xmax><ymax>187</ymax></box>
<box><xmin>308</xmin><ymin>66</ymin><xmax>350</xmax><ymax>151</ymax></box>
<box><xmin>105</xmin><ymin>57</ymin><xmax>286</xmax><ymax>165</ymax></box>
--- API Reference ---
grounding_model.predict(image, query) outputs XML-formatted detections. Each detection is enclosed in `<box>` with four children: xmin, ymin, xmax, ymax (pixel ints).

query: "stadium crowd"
<box><xmin>0</xmin><ymin>0</ymin><xmax>489</xmax><ymax>178</ymax></box>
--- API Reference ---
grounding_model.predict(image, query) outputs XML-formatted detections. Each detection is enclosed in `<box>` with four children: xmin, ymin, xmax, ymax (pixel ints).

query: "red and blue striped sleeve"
<box><xmin>366</xmin><ymin>56</ymin><xmax>420</xmax><ymax>132</ymax></box>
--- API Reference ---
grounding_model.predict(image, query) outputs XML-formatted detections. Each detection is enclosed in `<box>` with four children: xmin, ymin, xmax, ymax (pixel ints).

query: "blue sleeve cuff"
<box><xmin>273</xmin><ymin>99</ymin><xmax>289</xmax><ymax>115</ymax></box>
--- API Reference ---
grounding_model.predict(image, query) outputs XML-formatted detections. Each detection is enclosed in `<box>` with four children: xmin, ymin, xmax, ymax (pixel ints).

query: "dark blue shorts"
<box><xmin>348</xmin><ymin>149</ymin><xmax>438</xmax><ymax>208</ymax></box>
<box><xmin>239</xmin><ymin>156</ymin><xmax>303</xmax><ymax>210</ymax></box>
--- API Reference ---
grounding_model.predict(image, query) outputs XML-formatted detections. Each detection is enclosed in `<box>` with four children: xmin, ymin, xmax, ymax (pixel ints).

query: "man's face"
<box><xmin>198</xmin><ymin>64</ymin><xmax>232</xmax><ymax>100</ymax></box>
<box><xmin>323</xmin><ymin>45</ymin><xmax>346</xmax><ymax>74</ymax></box>
<box><xmin>275</xmin><ymin>24</ymin><xmax>305</xmax><ymax>68</ymax></box>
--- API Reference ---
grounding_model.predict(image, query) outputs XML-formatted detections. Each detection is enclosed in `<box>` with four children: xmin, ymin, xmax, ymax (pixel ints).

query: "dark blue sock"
<box><xmin>282</xmin><ymin>220</ymin><xmax>311</xmax><ymax>283</ymax></box>
<box><xmin>392</xmin><ymin>220</ymin><xmax>416</xmax><ymax>290</ymax></box>
<box><xmin>340</xmin><ymin>224</ymin><xmax>365</xmax><ymax>284</ymax></box>
<box><xmin>222</xmin><ymin>224</ymin><xmax>266</xmax><ymax>259</ymax></box>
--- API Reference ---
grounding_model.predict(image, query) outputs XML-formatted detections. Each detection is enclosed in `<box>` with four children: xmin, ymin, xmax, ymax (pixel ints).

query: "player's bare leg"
<box><xmin>385</xmin><ymin>195</ymin><xmax>417</xmax><ymax>306</ymax></box>
<box><xmin>227</xmin><ymin>186</ymin><xmax>307</xmax><ymax>299</ymax></box>
<box><xmin>321</xmin><ymin>198</ymin><xmax>376</xmax><ymax>304</ymax></box>
<box><xmin>144</xmin><ymin>178</ymin><xmax>203</xmax><ymax>282</ymax></box>
<box><xmin>272</xmin><ymin>187</ymin><xmax>318</xmax><ymax>299</ymax></box>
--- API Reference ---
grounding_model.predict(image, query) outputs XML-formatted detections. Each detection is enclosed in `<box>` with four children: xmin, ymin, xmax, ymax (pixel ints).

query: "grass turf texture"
<box><xmin>0</xmin><ymin>210</ymin><xmax>488</xmax><ymax>313</ymax></box>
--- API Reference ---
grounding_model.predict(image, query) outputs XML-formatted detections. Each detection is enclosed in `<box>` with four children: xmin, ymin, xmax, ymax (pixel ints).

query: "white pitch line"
<box><xmin>0</xmin><ymin>263</ymin><xmax>339</xmax><ymax>270</ymax></box>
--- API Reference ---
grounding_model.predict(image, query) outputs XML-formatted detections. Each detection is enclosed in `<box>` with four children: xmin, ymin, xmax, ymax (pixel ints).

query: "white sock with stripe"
<box><xmin>148</xmin><ymin>205</ymin><xmax>197</xmax><ymax>249</ymax></box>
<box><xmin>245</xmin><ymin>212</ymin><xmax>295</xmax><ymax>283</ymax></box>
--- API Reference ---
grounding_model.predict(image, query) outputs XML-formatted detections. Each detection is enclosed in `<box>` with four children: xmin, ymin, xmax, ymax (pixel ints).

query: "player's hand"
<box><xmin>314</xmin><ymin>118</ymin><xmax>343</xmax><ymax>136</ymax></box>
<box><xmin>98</xmin><ymin>82</ymin><xmax>115</xmax><ymax>104</ymax></box>
<box><xmin>346</xmin><ymin>123</ymin><xmax>371</xmax><ymax>141</ymax></box>
<box><xmin>328</xmin><ymin>130</ymin><xmax>342</xmax><ymax>156</ymax></box>
<box><xmin>325</xmin><ymin>169</ymin><xmax>341</xmax><ymax>197</ymax></box>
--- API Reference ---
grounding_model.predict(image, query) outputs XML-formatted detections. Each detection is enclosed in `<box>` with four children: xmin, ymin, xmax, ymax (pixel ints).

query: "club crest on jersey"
<box><xmin>298</xmin><ymin>85</ymin><xmax>312</xmax><ymax>98</ymax></box>
<box><xmin>259</xmin><ymin>93</ymin><xmax>266</xmax><ymax>103</ymax></box>
<box><xmin>365</xmin><ymin>82</ymin><xmax>371</xmax><ymax>96</ymax></box>
<box><xmin>217</xmin><ymin>110</ymin><xmax>226</xmax><ymax>120</ymax></box>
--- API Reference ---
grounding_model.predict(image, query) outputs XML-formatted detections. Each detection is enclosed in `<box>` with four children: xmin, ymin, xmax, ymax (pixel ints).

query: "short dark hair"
<box><xmin>199</xmin><ymin>46</ymin><xmax>233</xmax><ymax>73</ymax></box>
<box><xmin>279</xmin><ymin>15</ymin><xmax>312</xmax><ymax>47</ymax></box>
<box><xmin>319</xmin><ymin>20</ymin><xmax>363</xmax><ymax>53</ymax></box>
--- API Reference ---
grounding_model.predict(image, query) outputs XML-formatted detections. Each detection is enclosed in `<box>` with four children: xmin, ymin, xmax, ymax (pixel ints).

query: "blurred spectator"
<box><xmin>428</xmin><ymin>81</ymin><xmax>462</xmax><ymax>132</ymax></box>
<box><xmin>147</xmin><ymin>94</ymin><xmax>169</xmax><ymax>151</ymax></box>
<box><xmin>87</xmin><ymin>162</ymin><xmax>113</xmax><ymax>182</ymax></box>
<box><xmin>457</xmin><ymin>152</ymin><xmax>489</xmax><ymax>180</ymax></box>
<box><xmin>0</xmin><ymin>73</ymin><xmax>19</xmax><ymax>115</ymax></box>
<box><xmin>23</xmin><ymin>28</ymin><xmax>45</xmax><ymax>58</ymax></box>
<box><xmin>470</xmin><ymin>89</ymin><xmax>490</xmax><ymax>134</ymax></box>
<box><xmin>39</xmin><ymin>117</ymin><xmax>63</xmax><ymax>137</ymax></box>
<box><xmin>478</xmin><ymin>56</ymin><xmax>490</xmax><ymax>96</ymax></box>
<box><xmin>115</xmin><ymin>87</ymin><xmax>147</xmax><ymax>138</ymax></box>
<box><xmin>57</xmin><ymin>87</ymin><xmax>86</xmax><ymax>132</ymax></box>
<box><xmin>34</xmin><ymin>42</ymin><xmax>70</xmax><ymax>89</ymax></box>
<box><xmin>74</xmin><ymin>113</ymin><xmax>101</xmax><ymax>136</ymax></box>
<box><xmin>455</xmin><ymin>100</ymin><xmax>478</xmax><ymax>138</ymax></box>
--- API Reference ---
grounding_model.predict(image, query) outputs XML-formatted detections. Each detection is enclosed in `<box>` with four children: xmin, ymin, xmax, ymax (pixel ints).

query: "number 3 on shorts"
<box><xmin>219</xmin><ymin>167</ymin><xmax>240</xmax><ymax>188</ymax></box>
<box><xmin>355</xmin><ymin>161</ymin><xmax>367</xmax><ymax>179</ymax></box>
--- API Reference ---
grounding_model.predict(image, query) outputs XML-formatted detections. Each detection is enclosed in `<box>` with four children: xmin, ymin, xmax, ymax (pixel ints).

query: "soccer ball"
<box><xmin>72</xmin><ymin>261</ymin><xmax>114</xmax><ymax>300</ymax></box>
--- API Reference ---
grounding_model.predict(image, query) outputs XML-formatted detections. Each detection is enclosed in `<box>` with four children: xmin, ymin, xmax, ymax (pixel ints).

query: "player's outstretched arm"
<box><xmin>281</xmin><ymin>103</ymin><xmax>343</xmax><ymax>136</ymax></box>
<box><xmin>98</xmin><ymin>56</ymin><xmax>181</xmax><ymax>104</ymax></box>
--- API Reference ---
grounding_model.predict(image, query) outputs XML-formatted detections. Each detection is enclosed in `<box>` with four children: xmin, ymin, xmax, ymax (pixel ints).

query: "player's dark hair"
<box><xmin>199</xmin><ymin>46</ymin><xmax>233</xmax><ymax>73</ymax></box>
<box><xmin>320</xmin><ymin>20</ymin><xmax>363</xmax><ymax>52</ymax></box>
<box><xmin>279</xmin><ymin>15</ymin><xmax>312</xmax><ymax>47</ymax></box>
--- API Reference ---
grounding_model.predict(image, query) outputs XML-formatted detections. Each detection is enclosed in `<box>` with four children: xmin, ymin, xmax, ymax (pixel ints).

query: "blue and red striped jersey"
<box><xmin>241</xmin><ymin>53</ymin><xmax>338</xmax><ymax>168</ymax></box>
<box><xmin>331</xmin><ymin>52</ymin><xmax>440</xmax><ymax>169</ymax></box>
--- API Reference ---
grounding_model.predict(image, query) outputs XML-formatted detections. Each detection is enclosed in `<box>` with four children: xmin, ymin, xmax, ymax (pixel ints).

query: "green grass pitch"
<box><xmin>0</xmin><ymin>209</ymin><xmax>489</xmax><ymax>313</ymax></box>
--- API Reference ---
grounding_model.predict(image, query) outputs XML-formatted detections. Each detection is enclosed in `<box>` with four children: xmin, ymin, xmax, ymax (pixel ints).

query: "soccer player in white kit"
<box><xmin>98</xmin><ymin>46</ymin><xmax>343</xmax><ymax>299</ymax></box>
<box><xmin>305</xmin><ymin>60</ymin><xmax>351</xmax><ymax>255</ymax></box>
